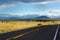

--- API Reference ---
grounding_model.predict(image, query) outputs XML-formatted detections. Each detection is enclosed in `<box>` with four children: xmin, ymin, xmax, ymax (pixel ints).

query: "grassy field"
<box><xmin>0</xmin><ymin>20</ymin><xmax>60</xmax><ymax>34</ymax></box>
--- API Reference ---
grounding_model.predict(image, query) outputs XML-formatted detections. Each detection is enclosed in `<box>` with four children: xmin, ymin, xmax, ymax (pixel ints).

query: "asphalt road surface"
<box><xmin>56</xmin><ymin>25</ymin><xmax>60</xmax><ymax>40</ymax></box>
<box><xmin>0</xmin><ymin>25</ymin><xmax>60</xmax><ymax>40</ymax></box>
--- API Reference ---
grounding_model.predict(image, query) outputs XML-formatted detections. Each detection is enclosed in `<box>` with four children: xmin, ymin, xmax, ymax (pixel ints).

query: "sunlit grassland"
<box><xmin>0</xmin><ymin>20</ymin><xmax>60</xmax><ymax>34</ymax></box>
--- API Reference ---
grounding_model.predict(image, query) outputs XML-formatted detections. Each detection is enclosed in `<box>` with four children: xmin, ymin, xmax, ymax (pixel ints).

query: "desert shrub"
<box><xmin>38</xmin><ymin>24</ymin><xmax>42</xmax><ymax>26</ymax></box>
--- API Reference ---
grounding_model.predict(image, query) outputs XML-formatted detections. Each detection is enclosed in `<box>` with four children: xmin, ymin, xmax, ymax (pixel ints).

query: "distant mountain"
<box><xmin>0</xmin><ymin>14</ymin><xmax>40</xmax><ymax>20</ymax></box>
<box><xmin>23</xmin><ymin>14</ymin><xmax>40</xmax><ymax>19</ymax></box>
<box><xmin>0</xmin><ymin>14</ymin><xmax>51</xmax><ymax>20</ymax></box>
<box><xmin>7</xmin><ymin>17</ymin><xmax>20</xmax><ymax>20</ymax></box>
<box><xmin>37</xmin><ymin>16</ymin><xmax>50</xmax><ymax>19</ymax></box>
<box><xmin>0</xmin><ymin>13</ymin><xmax>60</xmax><ymax>20</ymax></box>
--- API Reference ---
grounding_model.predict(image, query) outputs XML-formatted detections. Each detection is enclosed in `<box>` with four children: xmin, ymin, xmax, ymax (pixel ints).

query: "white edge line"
<box><xmin>53</xmin><ymin>25</ymin><xmax>59</xmax><ymax>40</ymax></box>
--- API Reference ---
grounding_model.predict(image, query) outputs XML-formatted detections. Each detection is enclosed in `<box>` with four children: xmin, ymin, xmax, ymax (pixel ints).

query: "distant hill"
<box><xmin>7</xmin><ymin>17</ymin><xmax>20</xmax><ymax>20</ymax></box>
<box><xmin>37</xmin><ymin>16</ymin><xmax>50</xmax><ymax>19</ymax></box>
<box><xmin>0</xmin><ymin>15</ymin><xmax>51</xmax><ymax>20</ymax></box>
<box><xmin>0</xmin><ymin>13</ymin><xmax>52</xmax><ymax>20</ymax></box>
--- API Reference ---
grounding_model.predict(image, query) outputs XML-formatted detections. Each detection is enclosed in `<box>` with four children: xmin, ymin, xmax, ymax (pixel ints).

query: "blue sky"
<box><xmin>0</xmin><ymin>0</ymin><xmax>60</xmax><ymax>18</ymax></box>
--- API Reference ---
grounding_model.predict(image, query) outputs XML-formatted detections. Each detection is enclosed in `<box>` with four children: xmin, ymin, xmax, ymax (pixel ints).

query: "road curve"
<box><xmin>0</xmin><ymin>25</ymin><xmax>59</xmax><ymax>40</ymax></box>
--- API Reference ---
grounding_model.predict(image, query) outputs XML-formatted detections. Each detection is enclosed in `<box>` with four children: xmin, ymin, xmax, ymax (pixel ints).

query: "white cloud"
<box><xmin>0</xmin><ymin>9</ymin><xmax>60</xmax><ymax>18</ymax></box>
<box><xmin>5</xmin><ymin>9</ymin><xmax>60</xmax><ymax>18</ymax></box>
<box><xmin>25</xmin><ymin>1</ymin><xmax>49</xmax><ymax>4</ymax></box>
<box><xmin>40</xmin><ymin>2</ymin><xmax>49</xmax><ymax>4</ymax></box>
<box><xmin>0</xmin><ymin>4</ymin><xmax>15</xmax><ymax>8</ymax></box>
<box><xmin>39</xmin><ymin>10</ymin><xmax>60</xmax><ymax>18</ymax></box>
<box><xmin>0</xmin><ymin>0</ymin><xmax>60</xmax><ymax>8</ymax></box>
<box><xmin>8</xmin><ymin>12</ymin><xmax>38</xmax><ymax>16</ymax></box>
<box><xmin>18</xmin><ymin>0</ymin><xmax>60</xmax><ymax>4</ymax></box>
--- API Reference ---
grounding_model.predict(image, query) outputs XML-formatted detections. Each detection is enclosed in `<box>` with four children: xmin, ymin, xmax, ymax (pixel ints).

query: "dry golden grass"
<box><xmin>0</xmin><ymin>20</ymin><xmax>60</xmax><ymax>34</ymax></box>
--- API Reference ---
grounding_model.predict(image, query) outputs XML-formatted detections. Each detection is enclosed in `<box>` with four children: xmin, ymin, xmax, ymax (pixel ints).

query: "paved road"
<box><xmin>0</xmin><ymin>25</ymin><xmax>59</xmax><ymax>40</ymax></box>
<box><xmin>56</xmin><ymin>26</ymin><xmax>60</xmax><ymax>40</ymax></box>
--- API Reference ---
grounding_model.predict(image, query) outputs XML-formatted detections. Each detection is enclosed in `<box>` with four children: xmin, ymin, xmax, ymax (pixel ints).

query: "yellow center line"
<box><xmin>6</xmin><ymin>28</ymin><xmax>40</xmax><ymax>40</ymax></box>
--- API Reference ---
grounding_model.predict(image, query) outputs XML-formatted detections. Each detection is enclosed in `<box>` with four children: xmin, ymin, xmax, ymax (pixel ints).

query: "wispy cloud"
<box><xmin>0</xmin><ymin>4</ymin><xmax>15</xmax><ymax>8</ymax></box>
<box><xmin>39</xmin><ymin>10</ymin><xmax>60</xmax><ymax>18</ymax></box>
<box><xmin>0</xmin><ymin>12</ymin><xmax>38</xmax><ymax>16</ymax></box>
<box><xmin>0</xmin><ymin>0</ymin><xmax>60</xmax><ymax>8</ymax></box>
<box><xmin>15</xmin><ymin>0</ymin><xmax>57</xmax><ymax>3</ymax></box>
<box><xmin>0</xmin><ymin>9</ymin><xmax>60</xmax><ymax>18</ymax></box>
<box><xmin>25</xmin><ymin>1</ymin><xmax>49</xmax><ymax>4</ymax></box>
<box><xmin>0</xmin><ymin>0</ymin><xmax>59</xmax><ymax>5</ymax></box>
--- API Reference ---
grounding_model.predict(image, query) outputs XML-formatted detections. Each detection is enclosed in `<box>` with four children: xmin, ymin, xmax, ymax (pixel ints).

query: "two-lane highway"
<box><xmin>0</xmin><ymin>25</ymin><xmax>59</xmax><ymax>40</ymax></box>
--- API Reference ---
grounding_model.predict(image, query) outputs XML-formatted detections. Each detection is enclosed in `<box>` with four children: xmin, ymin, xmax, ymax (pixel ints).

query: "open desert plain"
<box><xmin>0</xmin><ymin>20</ymin><xmax>60</xmax><ymax>34</ymax></box>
